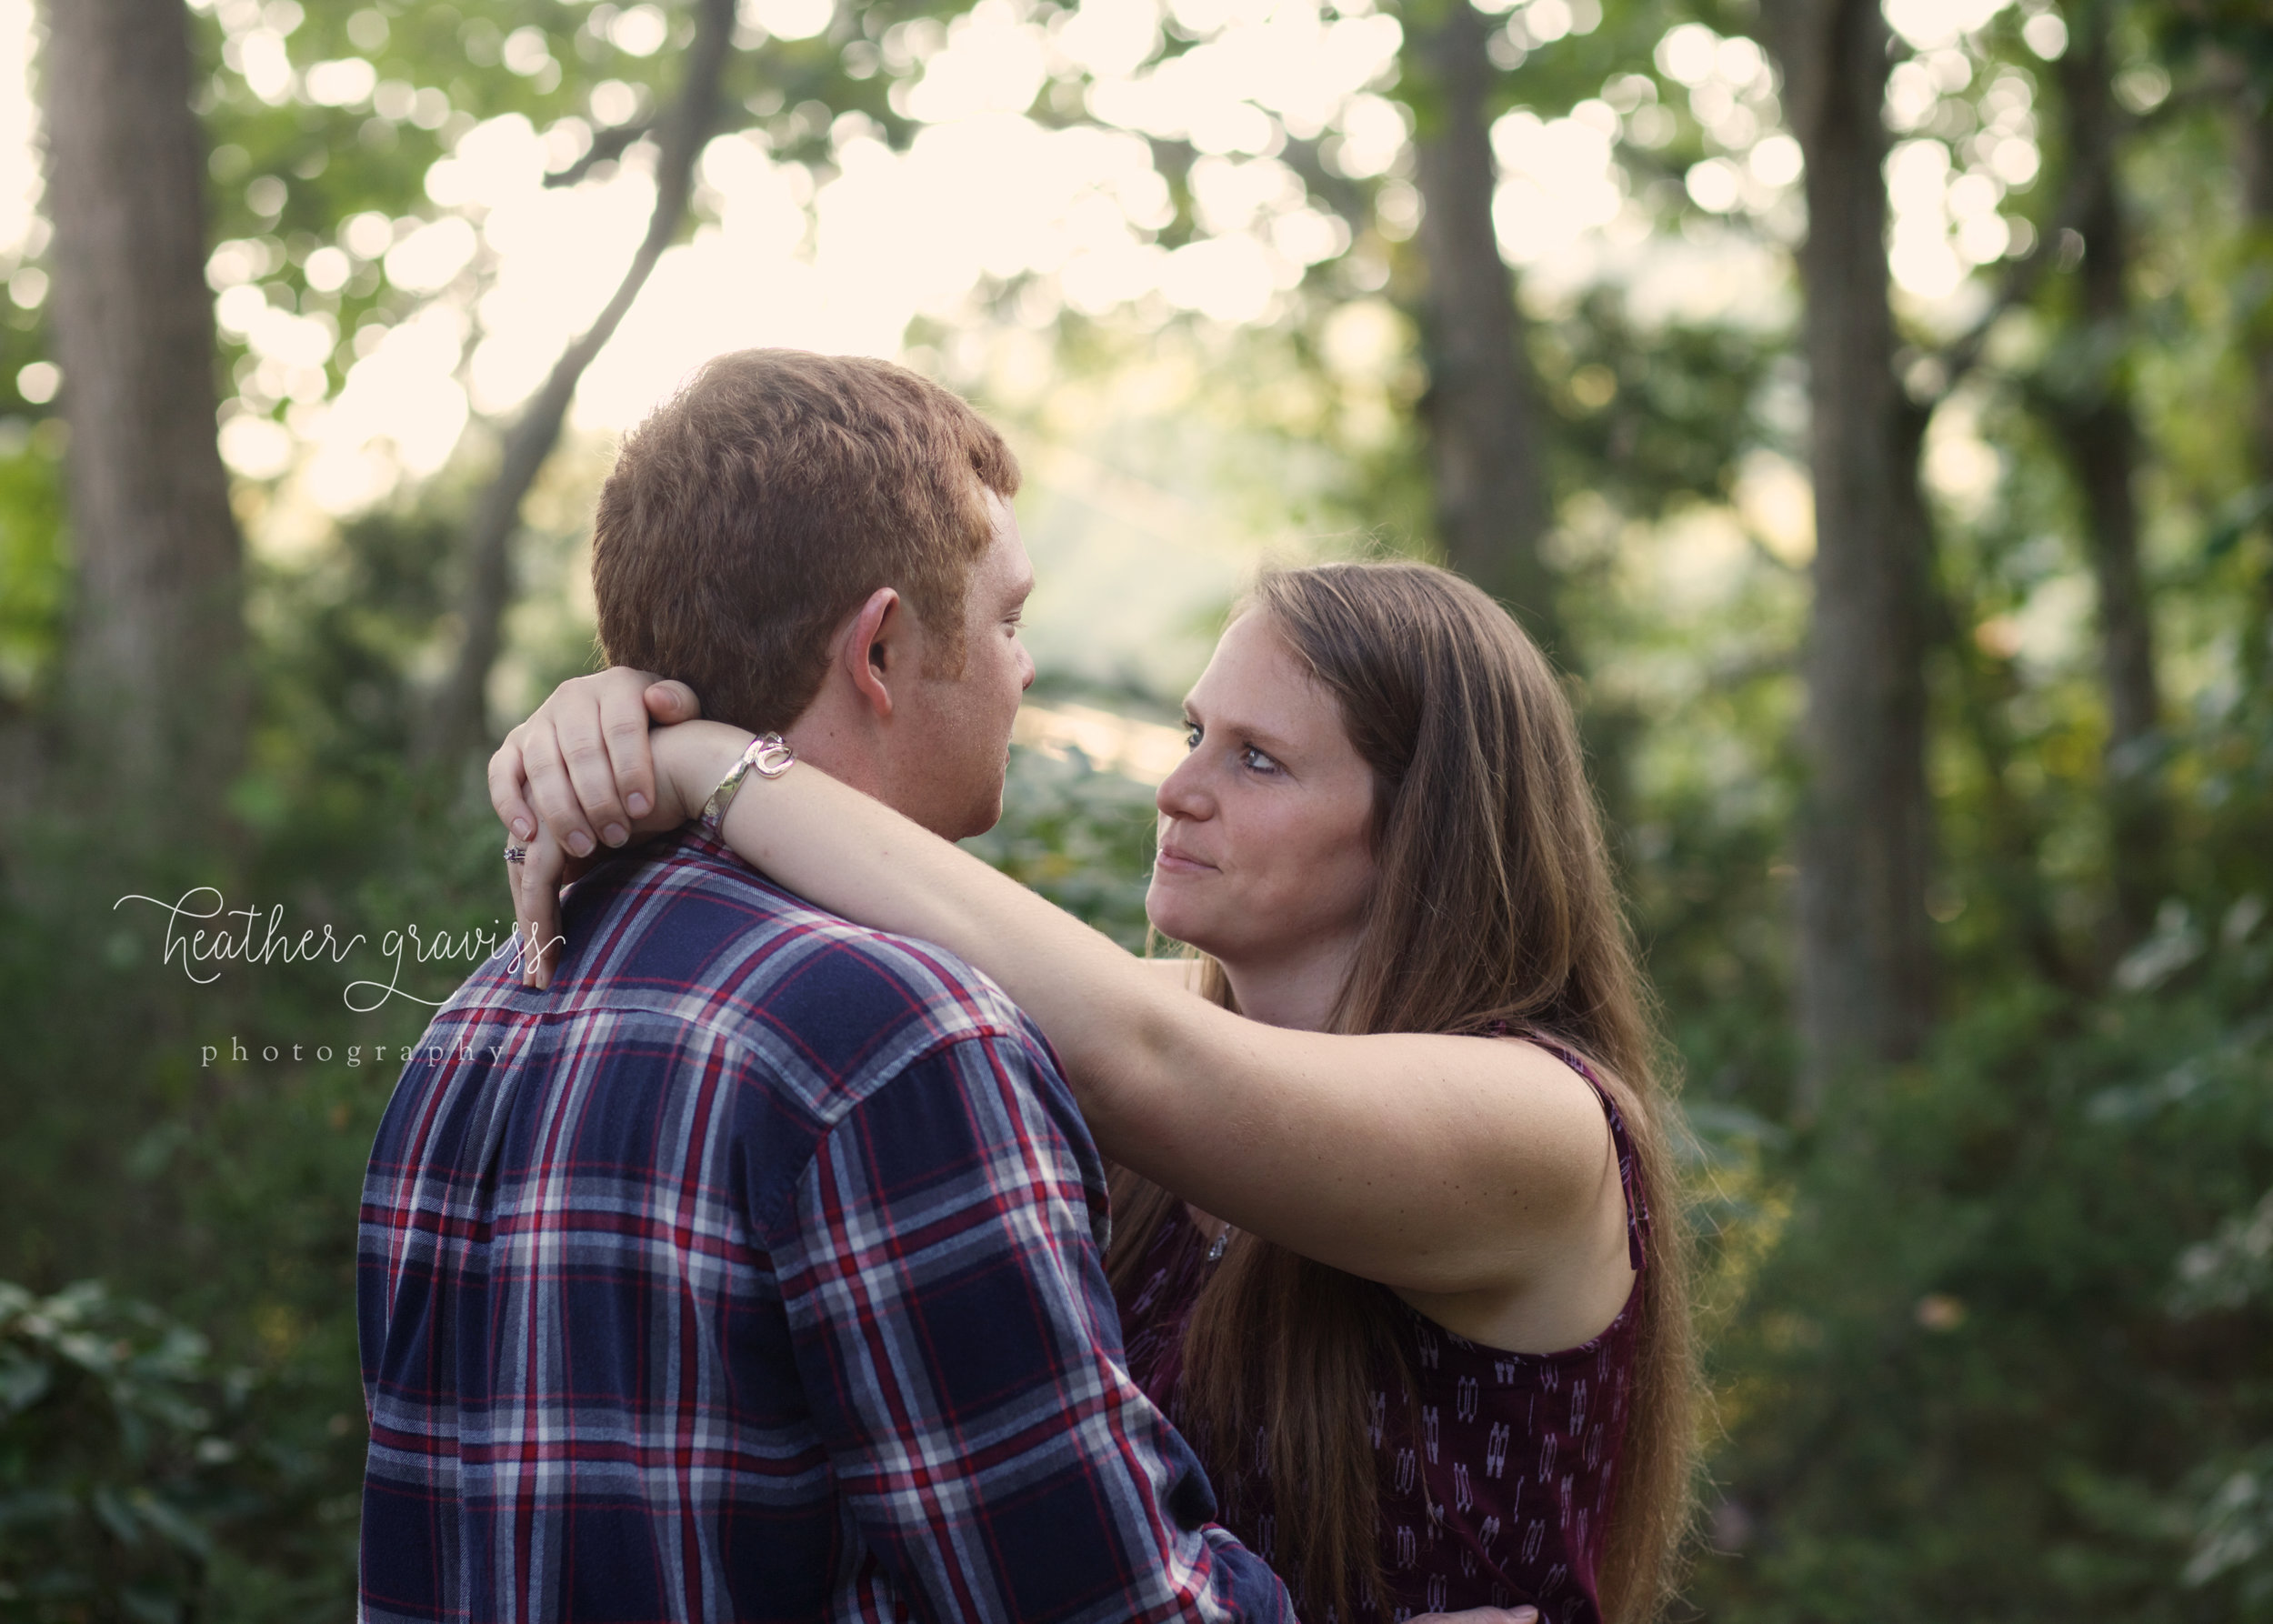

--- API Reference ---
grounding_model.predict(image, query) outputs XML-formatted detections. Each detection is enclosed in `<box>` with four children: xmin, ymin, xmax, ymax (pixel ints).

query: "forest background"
<box><xmin>1</xmin><ymin>0</ymin><xmax>2270</xmax><ymax>1615</ymax></box>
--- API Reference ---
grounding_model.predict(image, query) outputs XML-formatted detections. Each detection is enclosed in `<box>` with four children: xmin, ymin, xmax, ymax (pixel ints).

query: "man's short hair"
<box><xmin>592</xmin><ymin>349</ymin><xmax>1021</xmax><ymax>733</ymax></box>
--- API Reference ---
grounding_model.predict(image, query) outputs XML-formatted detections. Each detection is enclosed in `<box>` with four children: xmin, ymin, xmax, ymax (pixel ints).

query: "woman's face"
<box><xmin>1147</xmin><ymin>611</ymin><xmax>1380</xmax><ymax>979</ymax></box>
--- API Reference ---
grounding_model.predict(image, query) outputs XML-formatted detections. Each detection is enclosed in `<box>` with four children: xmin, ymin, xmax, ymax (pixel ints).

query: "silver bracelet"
<box><xmin>698</xmin><ymin>732</ymin><xmax>795</xmax><ymax>838</ymax></box>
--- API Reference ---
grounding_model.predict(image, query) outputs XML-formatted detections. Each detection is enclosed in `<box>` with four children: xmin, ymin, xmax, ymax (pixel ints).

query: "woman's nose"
<box><xmin>1156</xmin><ymin>750</ymin><xmax>1210</xmax><ymax>821</ymax></box>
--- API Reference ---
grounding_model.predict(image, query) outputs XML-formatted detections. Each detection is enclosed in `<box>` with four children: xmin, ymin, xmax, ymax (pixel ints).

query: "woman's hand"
<box><xmin>488</xmin><ymin>667</ymin><xmax>703</xmax><ymax>857</ymax></box>
<box><xmin>506</xmin><ymin>718</ymin><xmax>755</xmax><ymax>987</ymax></box>
<box><xmin>1414</xmin><ymin>1609</ymin><xmax>1539</xmax><ymax>1624</ymax></box>
<box><xmin>491</xmin><ymin>667</ymin><xmax>736</xmax><ymax>989</ymax></box>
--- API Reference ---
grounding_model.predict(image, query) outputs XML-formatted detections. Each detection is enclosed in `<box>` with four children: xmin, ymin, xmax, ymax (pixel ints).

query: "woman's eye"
<box><xmin>1184</xmin><ymin>725</ymin><xmax>1202</xmax><ymax>751</ymax></box>
<box><xmin>1241</xmin><ymin>746</ymin><xmax>1280</xmax><ymax>774</ymax></box>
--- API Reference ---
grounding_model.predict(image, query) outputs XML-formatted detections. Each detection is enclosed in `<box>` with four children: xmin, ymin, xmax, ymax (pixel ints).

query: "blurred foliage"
<box><xmin>0</xmin><ymin>1278</ymin><xmax>338</xmax><ymax>1624</ymax></box>
<box><xmin>2174</xmin><ymin>1178</ymin><xmax>2273</xmax><ymax>1609</ymax></box>
<box><xmin>0</xmin><ymin>1279</ymin><xmax>226</xmax><ymax>1622</ymax></box>
<box><xmin>1688</xmin><ymin>945</ymin><xmax>2273</xmax><ymax>1622</ymax></box>
<box><xmin>961</xmin><ymin>745</ymin><xmax>1161</xmax><ymax>950</ymax></box>
<box><xmin>182</xmin><ymin>0</ymin><xmax>996</xmax><ymax>453</ymax></box>
<box><xmin>0</xmin><ymin>426</ymin><xmax>65</xmax><ymax>713</ymax></box>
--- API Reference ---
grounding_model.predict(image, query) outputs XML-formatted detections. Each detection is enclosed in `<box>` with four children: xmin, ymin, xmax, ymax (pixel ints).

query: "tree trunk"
<box><xmin>1407</xmin><ymin>0</ymin><xmax>1562</xmax><ymax>659</ymax></box>
<box><xmin>1759</xmin><ymin>0</ymin><xmax>1936</xmax><ymax>1106</ymax></box>
<box><xmin>417</xmin><ymin>0</ymin><xmax>736</xmax><ymax>767</ymax></box>
<box><xmin>2040</xmin><ymin>0</ymin><xmax>2165</xmax><ymax>954</ymax></box>
<box><xmin>43</xmin><ymin>0</ymin><xmax>245</xmax><ymax>837</ymax></box>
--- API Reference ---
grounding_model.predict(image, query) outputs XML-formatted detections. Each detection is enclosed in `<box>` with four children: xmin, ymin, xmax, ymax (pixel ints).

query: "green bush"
<box><xmin>0</xmin><ymin>1280</ymin><xmax>252</xmax><ymax>1623</ymax></box>
<box><xmin>959</xmin><ymin>743</ymin><xmax>1161</xmax><ymax>950</ymax></box>
<box><xmin>1690</xmin><ymin>936</ymin><xmax>2273</xmax><ymax>1623</ymax></box>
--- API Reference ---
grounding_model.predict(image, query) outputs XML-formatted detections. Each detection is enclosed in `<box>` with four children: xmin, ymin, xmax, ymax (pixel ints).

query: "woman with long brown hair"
<box><xmin>496</xmin><ymin>560</ymin><xmax>1695</xmax><ymax>1623</ymax></box>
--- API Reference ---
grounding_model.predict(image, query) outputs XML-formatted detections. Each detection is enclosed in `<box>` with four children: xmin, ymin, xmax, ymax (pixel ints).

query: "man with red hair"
<box><xmin>356</xmin><ymin>351</ymin><xmax>1293</xmax><ymax>1624</ymax></box>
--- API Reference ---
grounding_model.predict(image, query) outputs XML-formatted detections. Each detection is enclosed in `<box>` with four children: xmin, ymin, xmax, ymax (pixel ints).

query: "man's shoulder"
<box><xmin>536</xmin><ymin>830</ymin><xmax>1054</xmax><ymax>1084</ymax></box>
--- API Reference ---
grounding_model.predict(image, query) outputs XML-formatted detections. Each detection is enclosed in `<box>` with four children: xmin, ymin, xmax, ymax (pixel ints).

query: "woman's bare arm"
<box><xmin>496</xmin><ymin>692</ymin><xmax>1619</xmax><ymax>1308</ymax></box>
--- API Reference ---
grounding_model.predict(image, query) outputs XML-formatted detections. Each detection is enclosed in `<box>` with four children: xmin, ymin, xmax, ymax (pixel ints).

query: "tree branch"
<box><xmin>417</xmin><ymin>0</ymin><xmax>737</xmax><ymax>768</ymax></box>
<box><xmin>545</xmin><ymin>117</ymin><xmax>656</xmax><ymax>188</ymax></box>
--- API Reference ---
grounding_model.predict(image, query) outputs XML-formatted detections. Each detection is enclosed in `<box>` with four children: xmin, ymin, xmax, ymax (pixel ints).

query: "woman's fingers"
<box><xmin>572</xmin><ymin>672</ymin><xmax>697</xmax><ymax>838</ymax></box>
<box><xmin>1409</xmin><ymin>1609</ymin><xmax>1539</xmax><ymax>1624</ymax></box>
<box><xmin>515</xmin><ymin>828</ymin><xmax>570</xmax><ymax>989</ymax></box>
<box><xmin>557</xmin><ymin>687</ymin><xmax>636</xmax><ymax>849</ymax></box>
<box><xmin>488</xmin><ymin>727</ymin><xmax>540</xmax><ymax>845</ymax></box>
<box><xmin>522</xmin><ymin>717</ymin><xmax>602</xmax><ymax>858</ymax></box>
<box><xmin>503</xmin><ymin>668</ymin><xmax>675</xmax><ymax>853</ymax></box>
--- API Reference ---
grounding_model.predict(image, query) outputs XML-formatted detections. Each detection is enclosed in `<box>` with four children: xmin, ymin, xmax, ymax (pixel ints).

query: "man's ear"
<box><xmin>841</xmin><ymin>586</ymin><xmax>901</xmax><ymax>720</ymax></box>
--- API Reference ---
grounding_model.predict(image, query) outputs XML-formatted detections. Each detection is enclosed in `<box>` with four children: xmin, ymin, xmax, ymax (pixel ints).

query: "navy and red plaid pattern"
<box><xmin>358</xmin><ymin>831</ymin><xmax>1291</xmax><ymax>1624</ymax></box>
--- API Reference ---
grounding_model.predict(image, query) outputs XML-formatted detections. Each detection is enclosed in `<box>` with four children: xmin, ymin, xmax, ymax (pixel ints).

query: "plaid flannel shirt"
<box><xmin>358</xmin><ymin>831</ymin><xmax>1291</xmax><ymax>1624</ymax></box>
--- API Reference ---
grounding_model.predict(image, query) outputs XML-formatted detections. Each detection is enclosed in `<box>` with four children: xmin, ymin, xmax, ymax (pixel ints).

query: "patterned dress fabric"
<box><xmin>1115</xmin><ymin>1043</ymin><xmax>1648</xmax><ymax>1624</ymax></box>
<box><xmin>358</xmin><ymin>830</ymin><xmax>1294</xmax><ymax>1624</ymax></box>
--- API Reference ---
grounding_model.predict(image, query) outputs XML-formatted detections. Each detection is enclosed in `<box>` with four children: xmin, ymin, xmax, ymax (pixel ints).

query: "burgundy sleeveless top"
<box><xmin>1115</xmin><ymin>1041</ymin><xmax>1650</xmax><ymax>1624</ymax></box>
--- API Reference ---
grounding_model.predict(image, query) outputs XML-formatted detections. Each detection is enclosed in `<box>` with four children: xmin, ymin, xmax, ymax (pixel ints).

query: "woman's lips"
<box><xmin>1154</xmin><ymin>846</ymin><xmax>1215</xmax><ymax>874</ymax></box>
